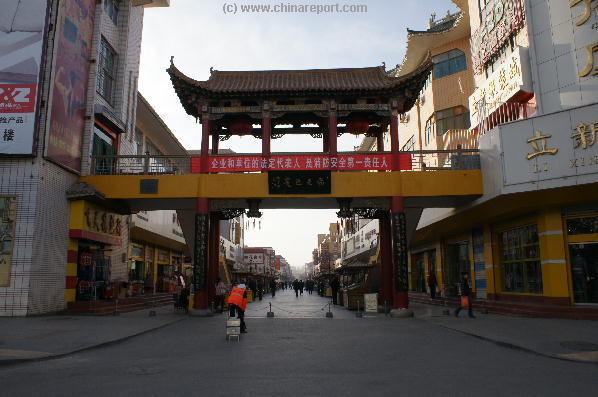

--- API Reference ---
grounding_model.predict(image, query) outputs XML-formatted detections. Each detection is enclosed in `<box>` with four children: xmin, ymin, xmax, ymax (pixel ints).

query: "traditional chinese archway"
<box><xmin>167</xmin><ymin>58</ymin><xmax>431</xmax><ymax>315</ymax></box>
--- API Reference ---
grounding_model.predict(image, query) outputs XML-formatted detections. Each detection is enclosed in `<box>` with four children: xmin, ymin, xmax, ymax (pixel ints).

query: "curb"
<box><xmin>430</xmin><ymin>321</ymin><xmax>598</xmax><ymax>366</ymax></box>
<box><xmin>0</xmin><ymin>316</ymin><xmax>187</xmax><ymax>368</ymax></box>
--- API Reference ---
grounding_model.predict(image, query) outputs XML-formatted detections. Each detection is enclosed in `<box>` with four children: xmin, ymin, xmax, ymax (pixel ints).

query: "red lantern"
<box><xmin>227</xmin><ymin>116</ymin><xmax>253</xmax><ymax>135</ymax></box>
<box><xmin>345</xmin><ymin>115</ymin><xmax>370</xmax><ymax>134</ymax></box>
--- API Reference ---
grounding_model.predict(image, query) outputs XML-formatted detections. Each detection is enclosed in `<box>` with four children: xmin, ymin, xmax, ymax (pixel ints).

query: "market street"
<box><xmin>1</xmin><ymin>291</ymin><xmax>597</xmax><ymax>397</ymax></box>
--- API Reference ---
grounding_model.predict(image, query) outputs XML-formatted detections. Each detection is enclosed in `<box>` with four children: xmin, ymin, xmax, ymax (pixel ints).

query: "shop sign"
<box><xmin>0</xmin><ymin>196</ymin><xmax>17</xmax><ymax>286</ymax></box>
<box><xmin>269</xmin><ymin>170</ymin><xmax>331</xmax><ymax>195</ymax></box>
<box><xmin>364</xmin><ymin>293</ymin><xmax>378</xmax><ymax>313</ymax></box>
<box><xmin>83</xmin><ymin>205</ymin><xmax>122</xmax><ymax>237</ymax></box>
<box><xmin>192</xmin><ymin>153</ymin><xmax>412</xmax><ymax>173</ymax></box>
<box><xmin>244</xmin><ymin>253</ymin><xmax>264</xmax><ymax>264</ymax></box>
<box><xmin>45</xmin><ymin>0</ymin><xmax>95</xmax><ymax>172</ymax></box>
<box><xmin>469</xmin><ymin>46</ymin><xmax>532</xmax><ymax>127</ymax></box>
<box><xmin>499</xmin><ymin>103</ymin><xmax>598</xmax><ymax>186</ymax></box>
<box><xmin>0</xmin><ymin>1</ymin><xmax>47</xmax><ymax>154</ymax></box>
<box><xmin>470</xmin><ymin>0</ymin><xmax>526</xmax><ymax>74</ymax></box>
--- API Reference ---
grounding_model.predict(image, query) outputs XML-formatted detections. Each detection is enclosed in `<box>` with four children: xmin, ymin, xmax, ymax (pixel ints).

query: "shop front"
<box><xmin>66</xmin><ymin>200</ymin><xmax>122</xmax><ymax>303</ymax></box>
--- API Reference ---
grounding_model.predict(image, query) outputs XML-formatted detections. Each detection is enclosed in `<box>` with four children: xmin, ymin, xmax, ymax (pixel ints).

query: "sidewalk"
<box><xmin>411</xmin><ymin>302</ymin><xmax>598</xmax><ymax>363</ymax></box>
<box><xmin>0</xmin><ymin>305</ymin><xmax>185</xmax><ymax>366</ymax></box>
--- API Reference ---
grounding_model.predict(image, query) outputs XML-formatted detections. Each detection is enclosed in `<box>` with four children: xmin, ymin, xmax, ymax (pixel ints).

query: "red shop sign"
<box><xmin>191</xmin><ymin>154</ymin><xmax>412</xmax><ymax>173</ymax></box>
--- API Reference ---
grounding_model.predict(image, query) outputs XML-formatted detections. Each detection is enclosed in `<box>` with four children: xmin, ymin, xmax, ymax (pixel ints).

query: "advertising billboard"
<box><xmin>0</xmin><ymin>1</ymin><xmax>48</xmax><ymax>155</ymax></box>
<box><xmin>46</xmin><ymin>0</ymin><xmax>95</xmax><ymax>172</ymax></box>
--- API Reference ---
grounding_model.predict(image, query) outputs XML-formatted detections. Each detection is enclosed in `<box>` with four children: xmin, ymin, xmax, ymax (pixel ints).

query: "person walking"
<box><xmin>299</xmin><ymin>280</ymin><xmax>304</xmax><ymax>296</ymax></box>
<box><xmin>214</xmin><ymin>277</ymin><xmax>227</xmax><ymax>313</ymax></box>
<box><xmin>269</xmin><ymin>279</ymin><xmax>277</xmax><ymax>298</ymax></box>
<box><xmin>293</xmin><ymin>279</ymin><xmax>299</xmax><ymax>298</ymax></box>
<box><xmin>228</xmin><ymin>283</ymin><xmax>248</xmax><ymax>333</ymax></box>
<box><xmin>427</xmin><ymin>271</ymin><xmax>438</xmax><ymax>300</ymax></box>
<box><xmin>330</xmin><ymin>276</ymin><xmax>340</xmax><ymax>305</ymax></box>
<box><xmin>455</xmin><ymin>272</ymin><xmax>475</xmax><ymax>318</ymax></box>
<box><xmin>257</xmin><ymin>279</ymin><xmax>263</xmax><ymax>301</ymax></box>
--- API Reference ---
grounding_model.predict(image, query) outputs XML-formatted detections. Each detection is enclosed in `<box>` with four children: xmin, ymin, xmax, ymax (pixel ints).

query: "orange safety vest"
<box><xmin>228</xmin><ymin>287</ymin><xmax>247</xmax><ymax>311</ymax></box>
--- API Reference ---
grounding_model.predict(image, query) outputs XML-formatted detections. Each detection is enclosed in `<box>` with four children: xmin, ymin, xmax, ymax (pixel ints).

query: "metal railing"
<box><xmin>91</xmin><ymin>153</ymin><xmax>192</xmax><ymax>175</ymax></box>
<box><xmin>90</xmin><ymin>149</ymin><xmax>480</xmax><ymax>175</ymax></box>
<box><xmin>473</xmin><ymin>99</ymin><xmax>536</xmax><ymax>135</ymax></box>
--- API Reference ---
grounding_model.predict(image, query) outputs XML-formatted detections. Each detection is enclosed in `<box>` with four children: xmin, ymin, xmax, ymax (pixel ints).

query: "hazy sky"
<box><xmin>139</xmin><ymin>0</ymin><xmax>458</xmax><ymax>270</ymax></box>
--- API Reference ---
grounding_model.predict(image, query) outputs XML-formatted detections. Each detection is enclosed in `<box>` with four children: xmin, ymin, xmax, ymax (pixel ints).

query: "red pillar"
<box><xmin>262</xmin><ymin>116</ymin><xmax>271</xmax><ymax>172</ymax></box>
<box><xmin>391</xmin><ymin>196</ymin><xmax>409</xmax><ymax>309</ymax></box>
<box><xmin>389</xmin><ymin>113</ymin><xmax>399</xmax><ymax>170</ymax></box>
<box><xmin>193</xmin><ymin>198</ymin><xmax>210</xmax><ymax>311</ymax></box>
<box><xmin>328</xmin><ymin>113</ymin><xmax>337</xmax><ymax>156</ymax></box>
<box><xmin>201</xmin><ymin>117</ymin><xmax>211</xmax><ymax>172</ymax></box>
<box><xmin>323</xmin><ymin>134</ymin><xmax>330</xmax><ymax>153</ymax></box>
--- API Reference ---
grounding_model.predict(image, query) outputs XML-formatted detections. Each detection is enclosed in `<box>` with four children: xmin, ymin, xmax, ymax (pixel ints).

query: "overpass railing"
<box><xmin>90</xmin><ymin>149</ymin><xmax>480</xmax><ymax>175</ymax></box>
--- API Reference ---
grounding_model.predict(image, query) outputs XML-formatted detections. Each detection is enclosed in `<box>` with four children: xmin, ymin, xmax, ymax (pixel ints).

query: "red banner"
<box><xmin>0</xmin><ymin>85</ymin><xmax>37</xmax><ymax>113</ymax></box>
<box><xmin>191</xmin><ymin>153</ymin><xmax>412</xmax><ymax>173</ymax></box>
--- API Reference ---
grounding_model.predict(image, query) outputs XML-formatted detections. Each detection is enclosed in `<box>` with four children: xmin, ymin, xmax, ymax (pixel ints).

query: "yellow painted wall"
<box><xmin>80</xmin><ymin>171</ymin><xmax>483</xmax><ymax>200</ymax></box>
<box><xmin>537</xmin><ymin>209</ymin><xmax>569</xmax><ymax>298</ymax></box>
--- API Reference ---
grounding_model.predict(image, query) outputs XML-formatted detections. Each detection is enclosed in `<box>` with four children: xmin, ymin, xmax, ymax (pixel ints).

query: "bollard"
<box><xmin>267</xmin><ymin>302</ymin><xmax>274</xmax><ymax>318</ymax></box>
<box><xmin>325</xmin><ymin>302</ymin><xmax>333</xmax><ymax>318</ymax></box>
<box><xmin>384</xmin><ymin>301</ymin><xmax>388</xmax><ymax>316</ymax></box>
<box><xmin>356</xmin><ymin>300</ymin><xmax>363</xmax><ymax>318</ymax></box>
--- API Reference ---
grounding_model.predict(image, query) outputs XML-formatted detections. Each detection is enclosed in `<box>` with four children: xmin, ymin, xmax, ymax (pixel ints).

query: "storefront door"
<box><xmin>569</xmin><ymin>243</ymin><xmax>598</xmax><ymax>304</ymax></box>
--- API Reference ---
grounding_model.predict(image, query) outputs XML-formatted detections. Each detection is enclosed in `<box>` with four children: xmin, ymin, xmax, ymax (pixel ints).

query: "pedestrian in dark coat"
<box><xmin>427</xmin><ymin>271</ymin><xmax>438</xmax><ymax>299</ymax></box>
<box><xmin>330</xmin><ymin>277</ymin><xmax>340</xmax><ymax>305</ymax></box>
<box><xmin>455</xmin><ymin>272</ymin><xmax>475</xmax><ymax>318</ymax></box>
<box><xmin>293</xmin><ymin>279</ymin><xmax>299</xmax><ymax>298</ymax></box>
<box><xmin>269</xmin><ymin>279</ymin><xmax>276</xmax><ymax>297</ymax></box>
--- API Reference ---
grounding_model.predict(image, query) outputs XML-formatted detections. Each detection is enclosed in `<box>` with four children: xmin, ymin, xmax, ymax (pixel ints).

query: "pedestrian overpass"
<box><xmin>79</xmin><ymin>59</ymin><xmax>484</xmax><ymax>316</ymax></box>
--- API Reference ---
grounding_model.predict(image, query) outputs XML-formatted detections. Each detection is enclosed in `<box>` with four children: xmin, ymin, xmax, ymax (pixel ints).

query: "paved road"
<box><xmin>1</xmin><ymin>290</ymin><xmax>597</xmax><ymax>396</ymax></box>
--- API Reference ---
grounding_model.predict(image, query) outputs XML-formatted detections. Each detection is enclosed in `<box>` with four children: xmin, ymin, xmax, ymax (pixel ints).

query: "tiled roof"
<box><xmin>169</xmin><ymin>65</ymin><xmax>411</xmax><ymax>94</ymax></box>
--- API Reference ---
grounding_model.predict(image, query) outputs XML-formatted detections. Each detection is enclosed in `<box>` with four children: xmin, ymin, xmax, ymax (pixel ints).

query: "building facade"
<box><xmin>0</xmin><ymin>0</ymin><xmax>170</xmax><ymax>316</ymax></box>
<box><xmin>408</xmin><ymin>0</ymin><xmax>598</xmax><ymax>317</ymax></box>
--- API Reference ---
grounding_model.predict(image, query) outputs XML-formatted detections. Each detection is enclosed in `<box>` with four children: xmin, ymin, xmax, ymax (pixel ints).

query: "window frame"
<box><xmin>104</xmin><ymin>0</ymin><xmax>120</xmax><ymax>25</ymax></box>
<box><xmin>435</xmin><ymin>106</ymin><xmax>471</xmax><ymax>136</ymax></box>
<box><xmin>432</xmin><ymin>48</ymin><xmax>467</xmax><ymax>79</ymax></box>
<box><xmin>498</xmin><ymin>224</ymin><xmax>543</xmax><ymax>294</ymax></box>
<box><xmin>97</xmin><ymin>38</ymin><xmax>117</xmax><ymax>104</ymax></box>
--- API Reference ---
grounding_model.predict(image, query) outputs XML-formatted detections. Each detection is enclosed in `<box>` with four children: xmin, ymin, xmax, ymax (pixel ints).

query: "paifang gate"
<box><xmin>82</xmin><ymin>58</ymin><xmax>483</xmax><ymax>316</ymax></box>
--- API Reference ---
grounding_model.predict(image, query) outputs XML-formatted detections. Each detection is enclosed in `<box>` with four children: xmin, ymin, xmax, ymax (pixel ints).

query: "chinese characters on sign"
<box><xmin>0</xmin><ymin>197</ymin><xmax>17</xmax><ymax>286</ymax></box>
<box><xmin>569</xmin><ymin>0</ymin><xmax>598</xmax><ymax>77</ymax></box>
<box><xmin>84</xmin><ymin>207</ymin><xmax>122</xmax><ymax>236</ymax></box>
<box><xmin>268</xmin><ymin>171</ymin><xmax>331</xmax><ymax>194</ymax></box>
<box><xmin>243</xmin><ymin>253</ymin><xmax>264</xmax><ymax>264</ymax></box>
<box><xmin>191</xmin><ymin>153</ymin><xmax>412</xmax><ymax>173</ymax></box>
<box><xmin>469</xmin><ymin>47</ymin><xmax>532</xmax><ymax>127</ymax></box>
<box><xmin>572</xmin><ymin>121</ymin><xmax>597</xmax><ymax>149</ymax></box>
<box><xmin>526</xmin><ymin>130</ymin><xmax>558</xmax><ymax>159</ymax></box>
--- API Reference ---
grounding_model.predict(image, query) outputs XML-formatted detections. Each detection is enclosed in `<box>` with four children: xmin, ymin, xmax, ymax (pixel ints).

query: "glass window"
<box><xmin>436</xmin><ymin>106</ymin><xmax>471</xmax><ymax>135</ymax></box>
<box><xmin>499</xmin><ymin>225</ymin><xmax>542</xmax><ymax>293</ymax></box>
<box><xmin>432</xmin><ymin>49</ymin><xmax>467</xmax><ymax>79</ymax></box>
<box><xmin>566</xmin><ymin>216</ymin><xmax>598</xmax><ymax>235</ymax></box>
<box><xmin>104</xmin><ymin>0</ymin><xmax>119</xmax><ymax>25</ymax></box>
<box><xmin>424</xmin><ymin>116</ymin><xmax>435</xmax><ymax>145</ymax></box>
<box><xmin>97</xmin><ymin>38</ymin><xmax>117</xmax><ymax>103</ymax></box>
<box><xmin>135</xmin><ymin>128</ymin><xmax>144</xmax><ymax>156</ymax></box>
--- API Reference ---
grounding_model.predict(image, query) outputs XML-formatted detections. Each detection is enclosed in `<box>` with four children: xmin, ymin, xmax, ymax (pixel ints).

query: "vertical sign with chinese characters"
<box><xmin>46</xmin><ymin>0</ymin><xmax>95</xmax><ymax>172</ymax></box>
<box><xmin>0</xmin><ymin>196</ymin><xmax>18</xmax><ymax>286</ymax></box>
<box><xmin>569</xmin><ymin>0</ymin><xmax>598</xmax><ymax>78</ymax></box>
<box><xmin>392</xmin><ymin>212</ymin><xmax>408</xmax><ymax>292</ymax></box>
<box><xmin>0</xmin><ymin>1</ymin><xmax>48</xmax><ymax>154</ymax></box>
<box><xmin>193</xmin><ymin>213</ymin><xmax>209</xmax><ymax>291</ymax></box>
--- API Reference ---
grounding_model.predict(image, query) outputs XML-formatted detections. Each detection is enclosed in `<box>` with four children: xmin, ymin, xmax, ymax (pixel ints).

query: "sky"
<box><xmin>138</xmin><ymin>0</ymin><xmax>458</xmax><ymax>271</ymax></box>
